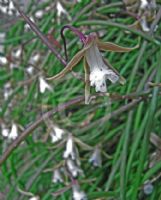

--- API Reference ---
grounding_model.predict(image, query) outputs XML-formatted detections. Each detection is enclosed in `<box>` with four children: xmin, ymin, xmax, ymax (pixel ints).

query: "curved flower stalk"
<box><xmin>47</xmin><ymin>28</ymin><xmax>138</xmax><ymax>104</ymax></box>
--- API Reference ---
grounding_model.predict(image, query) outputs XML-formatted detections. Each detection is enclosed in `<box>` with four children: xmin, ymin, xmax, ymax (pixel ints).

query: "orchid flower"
<box><xmin>66</xmin><ymin>159</ymin><xmax>83</xmax><ymax>178</ymax></box>
<box><xmin>1</xmin><ymin>124</ymin><xmax>9</xmax><ymax>138</ymax></box>
<box><xmin>39</xmin><ymin>76</ymin><xmax>52</xmax><ymax>93</ymax></box>
<box><xmin>9</xmin><ymin>123</ymin><xmax>18</xmax><ymax>140</ymax></box>
<box><xmin>50</xmin><ymin>125</ymin><xmax>64</xmax><ymax>143</ymax></box>
<box><xmin>29</xmin><ymin>196</ymin><xmax>40</xmax><ymax>200</ymax></box>
<box><xmin>47</xmin><ymin>26</ymin><xmax>138</xmax><ymax>104</ymax></box>
<box><xmin>72</xmin><ymin>184</ymin><xmax>87</xmax><ymax>200</ymax></box>
<box><xmin>89</xmin><ymin>146</ymin><xmax>102</xmax><ymax>167</ymax></box>
<box><xmin>63</xmin><ymin>134</ymin><xmax>77</xmax><ymax>160</ymax></box>
<box><xmin>143</xmin><ymin>180</ymin><xmax>154</xmax><ymax>195</ymax></box>
<box><xmin>139</xmin><ymin>0</ymin><xmax>157</xmax><ymax>32</ymax></box>
<box><xmin>52</xmin><ymin>168</ymin><xmax>64</xmax><ymax>183</ymax></box>
<box><xmin>123</xmin><ymin>0</ymin><xmax>156</xmax><ymax>32</ymax></box>
<box><xmin>56</xmin><ymin>2</ymin><xmax>71</xmax><ymax>23</ymax></box>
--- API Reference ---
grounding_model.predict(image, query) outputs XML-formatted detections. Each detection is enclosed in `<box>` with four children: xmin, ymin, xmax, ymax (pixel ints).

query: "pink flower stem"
<box><xmin>60</xmin><ymin>25</ymin><xmax>86</xmax><ymax>61</ymax></box>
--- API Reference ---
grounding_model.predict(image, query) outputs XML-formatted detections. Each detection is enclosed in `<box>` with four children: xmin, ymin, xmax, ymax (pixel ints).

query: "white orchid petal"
<box><xmin>72</xmin><ymin>185</ymin><xmax>87</xmax><ymax>200</ymax></box>
<box><xmin>29</xmin><ymin>196</ymin><xmax>40</xmax><ymax>200</ymax></box>
<box><xmin>2</xmin><ymin>129</ymin><xmax>9</xmax><ymax>137</ymax></box>
<box><xmin>39</xmin><ymin>77</ymin><xmax>52</xmax><ymax>93</ymax></box>
<box><xmin>9</xmin><ymin>123</ymin><xmax>18</xmax><ymax>140</ymax></box>
<box><xmin>50</xmin><ymin>126</ymin><xmax>64</xmax><ymax>143</ymax></box>
<box><xmin>66</xmin><ymin>159</ymin><xmax>82</xmax><ymax>178</ymax></box>
<box><xmin>89</xmin><ymin>147</ymin><xmax>102</xmax><ymax>167</ymax></box>
<box><xmin>63</xmin><ymin>135</ymin><xmax>76</xmax><ymax>160</ymax></box>
<box><xmin>52</xmin><ymin>169</ymin><xmax>63</xmax><ymax>183</ymax></box>
<box><xmin>85</xmin><ymin>42</ymin><xmax>119</xmax><ymax>92</ymax></box>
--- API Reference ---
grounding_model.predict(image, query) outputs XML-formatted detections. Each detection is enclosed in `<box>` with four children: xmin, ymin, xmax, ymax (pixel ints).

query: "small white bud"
<box><xmin>29</xmin><ymin>196</ymin><xmax>40</xmax><ymax>200</ymax></box>
<box><xmin>143</xmin><ymin>181</ymin><xmax>154</xmax><ymax>195</ymax></box>
<box><xmin>39</xmin><ymin>76</ymin><xmax>52</xmax><ymax>93</ymax></box>
<box><xmin>56</xmin><ymin>2</ymin><xmax>67</xmax><ymax>17</ymax></box>
<box><xmin>11</xmin><ymin>48</ymin><xmax>22</xmax><ymax>59</ymax></box>
<box><xmin>63</xmin><ymin>134</ymin><xmax>77</xmax><ymax>160</ymax></box>
<box><xmin>140</xmin><ymin>0</ymin><xmax>148</xmax><ymax>9</ymax></box>
<box><xmin>66</xmin><ymin>159</ymin><xmax>83</xmax><ymax>178</ymax></box>
<box><xmin>9</xmin><ymin>123</ymin><xmax>18</xmax><ymax>140</ymax></box>
<box><xmin>26</xmin><ymin>66</ymin><xmax>34</xmax><ymax>75</ymax></box>
<box><xmin>4</xmin><ymin>82</ymin><xmax>12</xmax><ymax>100</ymax></box>
<box><xmin>1</xmin><ymin>124</ymin><xmax>9</xmax><ymax>137</ymax></box>
<box><xmin>89</xmin><ymin>146</ymin><xmax>102</xmax><ymax>167</ymax></box>
<box><xmin>72</xmin><ymin>184</ymin><xmax>87</xmax><ymax>200</ymax></box>
<box><xmin>0</xmin><ymin>56</ymin><xmax>8</xmax><ymax>65</ymax></box>
<box><xmin>50</xmin><ymin>126</ymin><xmax>64</xmax><ymax>143</ymax></box>
<box><xmin>52</xmin><ymin>168</ymin><xmax>63</xmax><ymax>183</ymax></box>
<box><xmin>35</xmin><ymin>10</ymin><xmax>44</xmax><ymax>19</ymax></box>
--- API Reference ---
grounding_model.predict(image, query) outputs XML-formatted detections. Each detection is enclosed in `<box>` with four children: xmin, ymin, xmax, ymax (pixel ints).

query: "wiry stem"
<box><xmin>60</xmin><ymin>25</ymin><xmax>87</xmax><ymax>61</ymax></box>
<box><xmin>12</xmin><ymin>0</ymin><xmax>66</xmax><ymax>66</ymax></box>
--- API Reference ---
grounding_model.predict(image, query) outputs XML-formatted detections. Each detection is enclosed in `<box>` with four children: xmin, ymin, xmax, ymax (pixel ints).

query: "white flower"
<box><xmin>52</xmin><ymin>168</ymin><xmax>63</xmax><ymax>183</ymax></box>
<box><xmin>0</xmin><ymin>33</ymin><xmax>5</xmax><ymax>52</ymax></box>
<box><xmin>35</xmin><ymin>10</ymin><xmax>44</xmax><ymax>19</ymax></box>
<box><xmin>29</xmin><ymin>196</ymin><xmax>40</xmax><ymax>200</ymax></box>
<box><xmin>56</xmin><ymin>2</ymin><xmax>71</xmax><ymax>23</ymax></box>
<box><xmin>1</xmin><ymin>124</ymin><xmax>9</xmax><ymax>137</ymax></box>
<box><xmin>140</xmin><ymin>0</ymin><xmax>148</xmax><ymax>9</ymax></box>
<box><xmin>2</xmin><ymin>128</ymin><xmax>9</xmax><ymax>137</ymax></box>
<box><xmin>50</xmin><ymin>126</ymin><xmax>64</xmax><ymax>143</ymax></box>
<box><xmin>0</xmin><ymin>56</ymin><xmax>8</xmax><ymax>65</ymax></box>
<box><xmin>143</xmin><ymin>181</ymin><xmax>154</xmax><ymax>195</ymax></box>
<box><xmin>72</xmin><ymin>184</ymin><xmax>87</xmax><ymax>200</ymax></box>
<box><xmin>26</xmin><ymin>66</ymin><xmax>34</xmax><ymax>75</ymax></box>
<box><xmin>30</xmin><ymin>53</ymin><xmax>40</xmax><ymax>65</ymax></box>
<box><xmin>4</xmin><ymin>83</ymin><xmax>12</xmax><ymax>100</ymax></box>
<box><xmin>9</xmin><ymin>123</ymin><xmax>18</xmax><ymax>140</ymax></box>
<box><xmin>56</xmin><ymin>2</ymin><xmax>67</xmax><ymax>17</ymax></box>
<box><xmin>24</xmin><ymin>17</ymin><xmax>35</xmax><ymax>31</ymax></box>
<box><xmin>89</xmin><ymin>146</ymin><xmax>102</xmax><ymax>167</ymax></box>
<box><xmin>63</xmin><ymin>134</ymin><xmax>77</xmax><ymax>160</ymax></box>
<box><xmin>66</xmin><ymin>159</ymin><xmax>83</xmax><ymax>178</ymax></box>
<box><xmin>39</xmin><ymin>76</ymin><xmax>52</xmax><ymax>93</ymax></box>
<box><xmin>140</xmin><ymin>17</ymin><xmax>150</xmax><ymax>32</ymax></box>
<box><xmin>11</xmin><ymin>48</ymin><xmax>22</xmax><ymax>59</ymax></box>
<box><xmin>85</xmin><ymin>42</ymin><xmax>119</xmax><ymax>93</ymax></box>
<box><xmin>139</xmin><ymin>0</ymin><xmax>157</xmax><ymax>32</ymax></box>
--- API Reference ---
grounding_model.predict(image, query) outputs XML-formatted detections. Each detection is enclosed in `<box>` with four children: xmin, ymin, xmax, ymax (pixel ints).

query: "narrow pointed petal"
<box><xmin>97</xmin><ymin>40</ymin><xmax>139</xmax><ymax>52</ymax></box>
<box><xmin>84</xmin><ymin>58</ymin><xmax>90</xmax><ymax>104</ymax></box>
<box><xmin>103</xmin><ymin>59</ymin><xmax>126</xmax><ymax>85</ymax></box>
<box><xmin>47</xmin><ymin>43</ymin><xmax>92</xmax><ymax>81</ymax></box>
